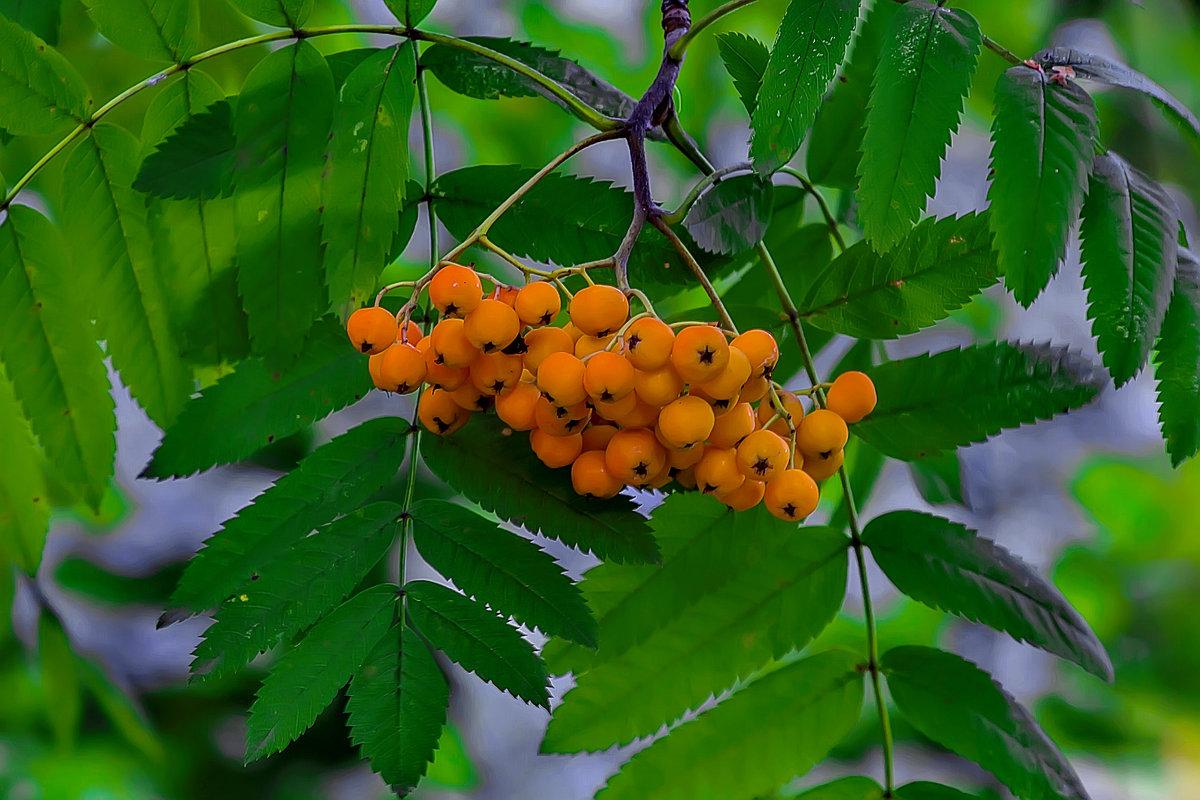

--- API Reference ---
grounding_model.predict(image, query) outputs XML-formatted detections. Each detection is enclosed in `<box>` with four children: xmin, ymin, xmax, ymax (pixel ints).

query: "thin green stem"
<box><xmin>1</xmin><ymin>23</ymin><xmax>616</xmax><ymax>211</ymax></box>
<box><xmin>417</xmin><ymin>52</ymin><xmax>438</xmax><ymax>275</ymax></box>
<box><xmin>983</xmin><ymin>34</ymin><xmax>1024</xmax><ymax>66</ymax></box>
<box><xmin>667</xmin><ymin>0</ymin><xmax>762</xmax><ymax>59</ymax></box>
<box><xmin>779</xmin><ymin>167</ymin><xmax>846</xmax><ymax>252</ymax></box>
<box><xmin>662</xmin><ymin>161</ymin><xmax>752</xmax><ymax>224</ymax></box>
<box><xmin>397</xmin><ymin>421</ymin><xmax>423</xmax><ymax>629</ymax></box>
<box><xmin>648</xmin><ymin>215</ymin><xmax>736</xmax><ymax>332</ymax></box>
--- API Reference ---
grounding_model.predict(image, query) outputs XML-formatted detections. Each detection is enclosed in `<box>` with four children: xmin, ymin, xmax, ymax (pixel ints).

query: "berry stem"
<box><xmin>661</xmin><ymin>161</ymin><xmax>754</xmax><ymax>224</ymax></box>
<box><xmin>648</xmin><ymin>215</ymin><xmax>737</xmax><ymax>331</ymax></box>
<box><xmin>663</xmin><ymin>112</ymin><xmax>897</xmax><ymax>796</ymax></box>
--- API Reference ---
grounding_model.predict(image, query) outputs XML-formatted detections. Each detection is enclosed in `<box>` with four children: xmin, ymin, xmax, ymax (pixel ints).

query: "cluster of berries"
<box><xmin>345</xmin><ymin>264</ymin><xmax>877</xmax><ymax>522</ymax></box>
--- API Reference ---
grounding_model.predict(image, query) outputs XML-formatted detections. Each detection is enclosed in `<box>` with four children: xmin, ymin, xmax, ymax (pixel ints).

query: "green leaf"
<box><xmin>421</xmin><ymin>416</ymin><xmax>658</xmax><ymax>565</ymax></box>
<box><xmin>798</xmin><ymin>212</ymin><xmax>999</xmax><ymax>338</ymax></box>
<box><xmin>1080</xmin><ymin>152</ymin><xmax>1178</xmax><ymax>386</ymax></box>
<box><xmin>863</xmin><ymin>510</ymin><xmax>1112</xmax><ymax>680</ymax></box>
<box><xmin>683</xmin><ymin>174</ymin><xmax>773</xmax><ymax>255</ymax></box>
<box><xmin>854</xmin><ymin>342</ymin><xmax>1102</xmax><ymax>461</ymax></box>
<box><xmin>234</xmin><ymin>41</ymin><xmax>335</xmax><ymax>358</ymax></box>
<box><xmin>347</xmin><ymin>624</ymin><xmax>448</xmax><ymax>794</ymax></box>
<box><xmin>38</xmin><ymin>612</ymin><xmax>81</xmax><ymax>750</ymax></box>
<box><xmin>228</xmin><ymin>0</ymin><xmax>312</xmax><ymax>28</ymax></box>
<box><xmin>807</xmin><ymin>0</ymin><xmax>900</xmax><ymax>190</ymax></box>
<box><xmin>750</xmin><ymin>0</ymin><xmax>861</xmax><ymax>174</ymax></box>
<box><xmin>55</xmin><ymin>557</ymin><xmax>182</xmax><ymax>606</ymax></box>
<box><xmin>858</xmin><ymin>2</ymin><xmax>981</xmax><ymax>251</ymax></box>
<box><xmin>135</xmin><ymin>99</ymin><xmax>236</xmax><ymax>200</ymax></box>
<box><xmin>79</xmin><ymin>0</ymin><xmax>197</xmax><ymax>62</ymax></box>
<box><xmin>433</xmin><ymin>165</ymin><xmax>714</xmax><ymax>288</ymax></box>
<box><xmin>542</xmin><ymin>508</ymin><xmax>849</xmax><ymax>752</ymax></box>
<box><xmin>1154</xmin><ymin>251</ymin><xmax>1200</xmax><ymax>465</ymax></box>
<box><xmin>895</xmin><ymin>783</ymin><xmax>978</xmax><ymax>800</ymax></box>
<box><xmin>410</xmin><ymin>498</ymin><xmax>597</xmax><ymax>647</ymax></box>
<box><xmin>169</xmin><ymin>416</ymin><xmax>412</xmax><ymax>612</ymax></box>
<box><xmin>422</xmin><ymin>36</ymin><xmax>638</xmax><ymax>123</ymax></box>
<box><xmin>714</xmin><ymin>31</ymin><xmax>769</xmax><ymax>115</ymax></box>
<box><xmin>0</xmin><ymin>11</ymin><xmax>89</xmax><ymax>135</ymax></box>
<box><xmin>143</xmin><ymin>319</ymin><xmax>373</xmax><ymax>478</ymax></box>
<box><xmin>78</xmin><ymin>658</ymin><xmax>164</xmax><ymax>762</ymax></box>
<box><xmin>883</xmin><ymin>645</ymin><xmax>1089</xmax><ymax>800</ymax></box>
<box><xmin>0</xmin><ymin>362</ymin><xmax>48</xmax><ymax>573</ymax></box>
<box><xmin>0</xmin><ymin>0</ymin><xmax>61</xmax><ymax>44</ymax></box>
<box><xmin>383</xmin><ymin>0</ymin><xmax>436</xmax><ymax>26</ymax></box>
<box><xmin>1035</xmin><ymin>47</ymin><xmax>1200</xmax><ymax>149</ymax></box>
<box><xmin>595</xmin><ymin>651</ymin><xmax>864</xmax><ymax>800</ymax></box>
<box><xmin>0</xmin><ymin>205</ymin><xmax>114</xmax><ymax>509</ymax></box>
<box><xmin>140</xmin><ymin>69</ymin><xmax>225</xmax><ymax>156</ymax></box>
<box><xmin>406</xmin><ymin>580</ymin><xmax>549</xmax><ymax>707</ymax></box>
<box><xmin>193</xmin><ymin>502</ymin><xmax>403</xmax><ymax>681</ymax></box>
<box><xmin>62</xmin><ymin>123</ymin><xmax>190</xmax><ymax>428</ymax></box>
<box><xmin>324</xmin><ymin>44</ymin><xmax>416</xmax><ymax>308</ymax></box>
<box><xmin>793</xmin><ymin>777</ymin><xmax>883</xmax><ymax>800</ymax></box>
<box><xmin>989</xmin><ymin>67</ymin><xmax>1098</xmax><ymax>306</ymax></box>
<box><xmin>908</xmin><ymin>451</ymin><xmax>965</xmax><ymax>506</ymax></box>
<box><xmin>245</xmin><ymin>585</ymin><xmax>395</xmax><ymax>762</ymax></box>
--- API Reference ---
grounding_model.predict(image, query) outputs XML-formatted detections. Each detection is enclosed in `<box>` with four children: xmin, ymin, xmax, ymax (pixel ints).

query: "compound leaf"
<box><xmin>80</xmin><ymin>0</ymin><xmax>197</xmax><ymax>62</ymax></box>
<box><xmin>799</xmin><ymin>212</ymin><xmax>998</xmax><ymax>338</ymax></box>
<box><xmin>863</xmin><ymin>510</ymin><xmax>1112</xmax><ymax>680</ymax></box>
<box><xmin>883</xmin><ymin>645</ymin><xmax>1090</xmax><ymax>800</ymax></box>
<box><xmin>989</xmin><ymin>67</ymin><xmax>1098</xmax><ymax>306</ymax></box>
<box><xmin>347</xmin><ymin>624</ymin><xmax>448</xmax><ymax>795</ymax></box>
<box><xmin>853</xmin><ymin>342</ymin><xmax>1103</xmax><ymax>460</ymax></box>
<box><xmin>543</xmin><ymin>506</ymin><xmax>848</xmax><ymax>752</ymax></box>
<box><xmin>595</xmin><ymin>651</ymin><xmax>863</xmax><ymax>800</ymax></box>
<box><xmin>1080</xmin><ymin>152</ymin><xmax>1178</xmax><ymax>386</ymax></box>
<box><xmin>715</xmin><ymin>31</ymin><xmax>769</xmax><ymax>115</ymax></box>
<box><xmin>169</xmin><ymin>416</ymin><xmax>412</xmax><ymax>612</ymax></box>
<box><xmin>245</xmin><ymin>585</ymin><xmax>395</xmax><ymax>762</ymax></box>
<box><xmin>406</xmin><ymin>580</ymin><xmax>550</xmax><ymax>708</ymax></box>
<box><xmin>228</xmin><ymin>0</ymin><xmax>311</xmax><ymax>28</ymax></box>
<box><xmin>858</xmin><ymin>2</ymin><xmax>981</xmax><ymax>251</ymax></box>
<box><xmin>0</xmin><ymin>11</ymin><xmax>89</xmax><ymax>135</ymax></box>
<box><xmin>1154</xmin><ymin>250</ymin><xmax>1200</xmax><ymax>465</ymax></box>
<box><xmin>234</xmin><ymin>41</ymin><xmax>334</xmax><ymax>358</ymax></box>
<box><xmin>750</xmin><ymin>0</ymin><xmax>861</xmax><ymax>173</ymax></box>
<box><xmin>683</xmin><ymin>174</ymin><xmax>773</xmax><ymax>255</ymax></box>
<box><xmin>143</xmin><ymin>319</ymin><xmax>372</xmax><ymax>479</ymax></box>
<box><xmin>421</xmin><ymin>416</ymin><xmax>658</xmax><ymax>565</ymax></box>
<box><xmin>193</xmin><ymin>502</ymin><xmax>403</xmax><ymax>681</ymax></box>
<box><xmin>410</xmin><ymin>498</ymin><xmax>596</xmax><ymax>647</ymax></box>
<box><xmin>0</xmin><ymin>206</ymin><xmax>114</xmax><ymax>509</ymax></box>
<box><xmin>324</xmin><ymin>44</ymin><xmax>416</xmax><ymax>308</ymax></box>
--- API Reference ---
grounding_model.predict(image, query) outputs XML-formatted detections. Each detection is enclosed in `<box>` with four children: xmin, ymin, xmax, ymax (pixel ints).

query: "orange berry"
<box><xmin>420</xmin><ymin>336</ymin><xmax>469</xmax><ymax>390</ymax></box>
<box><xmin>571</xmin><ymin>450</ymin><xmax>622</xmax><ymax>498</ymax></box>
<box><xmin>492</xmin><ymin>284</ymin><xmax>520</xmax><ymax>307</ymax></box>
<box><xmin>757</xmin><ymin>390</ymin><xmax>805</xmax><ymax>439</ymax></box>
<box><xmin>514</xmin><ymin>281</ymin><xmax>562</xmax><ymax>327</ymax></box>
<box><xmin>803</xmin><ymin>448</ymin><xmax>844</xmax><ymax>482</ymax></box>
<box><xmin>657</xmin><ymin>395</ymin><xmax>715</xmax><ymax>450</ymax></box>
<box><xmin>449</xmin><ymin>381</ymin><xmax>493</xmax><ymax>413</ymax></box>
<box><xmin>418</xmin><ymin>388</ymin><xmax>471</xmax><ymax>435</ymax></box>
<box><xmin>716</xmin><ymin>477</ymin><xmax>765</xmax><ymax>511</ymax></box>
<box><xmin>430</xmin><ymin>318</ymin><xmax>480</xmax><ymax>369</ymax></box>
<box><xmin>470</xmin><ymin>351</ymin><xmax>523</xmax><ymax>396</ymax></box>
<box><xmin>633</xmin><ymin>366</ymin><xmax>684</xmax><ymax>407</ymax></box>
<box><xmin>764</xmin><ymin>469</ymin><xmax>820</xmax><ymax>522</ymax></box>
<box><xmin>673</xmin><ymin>465</ymin><xmax>698</xmax><ymax>489</ymax></box>
<box><xmin>536</xmin><ymin>351</ymin><xmax>587</xmax><ymax>407</ymax></box>
<box><xmin>667</xmin><ymin>442</ymin><xmax>705</xmax><ymax>470</ymax></box>
<box><xmin>373</xmin><ymin>342</ymin><xmax>426</xmax><ymax>394</ymax></box>
<box><xmin>623</xmin><ymin>318</ymin><xmax>675</xmax><ymax>370</ymax></box>
<box><xmin>796</xmin><ymin>409</ymin><xmax>849</xmax><ymax>457</ymax></box>
<box><xmin>570</xmin><ymin>284</ymin><xmax>628</xmax><ymax>337</ymax></box>
<box><xmin>575</xmin><ymin>333</ymin><xmax>617</xmax><ymax>360</ymax></box>
<box><xmin>495</xmin><ymin>382</ymin><xmax>540</xmax><ymax>431</ymax></box>
<box><xmin>604</xmin><ymin>428</ymin><xmax>667</xmax><ymax>486</ymax></box>
<box><xmin>346</xmin><ymin>306</ymin><xmax>398</xmax><ymax>355</ymax></box>
<box><xmin>399</xmin><ymin>319</ymin><xmax>423</xmax><ymax>344</ymax></box>
<box><xmin>533</xmin><ymin>397</ymin><xmax>590</xmax><ymax>437</ymax></box>
<box><xmin>561</xmin><ymin>321</ymin><xmax>584</xmax><ymax>344</ymax></box>
<box><xmin>739</xmin><ymin>376</ymin><xmax>770</xmax><ymax>404</ymax></box>
<box><xmin>582</xmin><ymin>423</ymin><xmax>619</xmax><ymax>452</ymax></box>
<box><xmin>646</xmin><ymin>459</ymin><xmax>673</xmax><ymax>490</ymax></box>
<box><xmin>730</xmin><ymin>329</ymin><xmax>779</xmax><ymax>379</ymax></box>
<box><xmin>530</xmin><ymin>427</ymin><xmax>584</xmax><ymax>468</ymax></box>
<box><xmin>610</xmin><ymin>397</ymin><xmax>660</xmax><ymax>429</ymax></box>
<box><xmin>524</xmin><ymin>326</ymin><xmax>574</xmax><ymax>374</ymax></box>
<box><xmin>735</xmin><ymin>429</ymin><xmax>790</xmax><ymax>482</ymax></box>
<box><xmin>694</xmin><ymin>446</ymin><xmax>744</xmax><ymax>495</ymax></box>
<box><xmin>699</xmin><ymin>345</ymin><xmax>752</xmax><ymax>401</ymax></box>
<box><xmin>826</xmin><ymin>371</ymin><xmax>877</xmax><ymax>423</ymax></box>
<box><xmin>463</xmin><ymin>299</ymin><xmax>520</xmax><ymax>353</ymax></box>
<box><xmin>584</xmin><ymin>351</ymin><xmax>636</xmax><ymax>403</ymax></box>
<box><xmin>429</xmin><ymin>264</ymin><xmax>482</xmax><ymax>317</ymax></box>
<box><xmin>708</xmin><ymin>402</ymin><xmax>756</xmax><ymax>449</ymax></box>
<box><xmin>671</xmin><ymin>325</ymin><xmax>730</xmax><ymax>384</ymax></box>
<box><xmin>367</xmin><ymin>351</ymin><xmax>385</xmax><ymax>388</ymax></box>
<box><xmin>592</xmin><ymin>391</ymin><xmax>638</xmax><ymax>423</ymax></box>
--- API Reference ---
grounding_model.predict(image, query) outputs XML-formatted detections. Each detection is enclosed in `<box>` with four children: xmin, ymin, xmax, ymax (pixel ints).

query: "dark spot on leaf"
<box><xmin>267</xmin><ymin>435</ymin><xmax>275</xmax><ymax>443</ymax></box>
